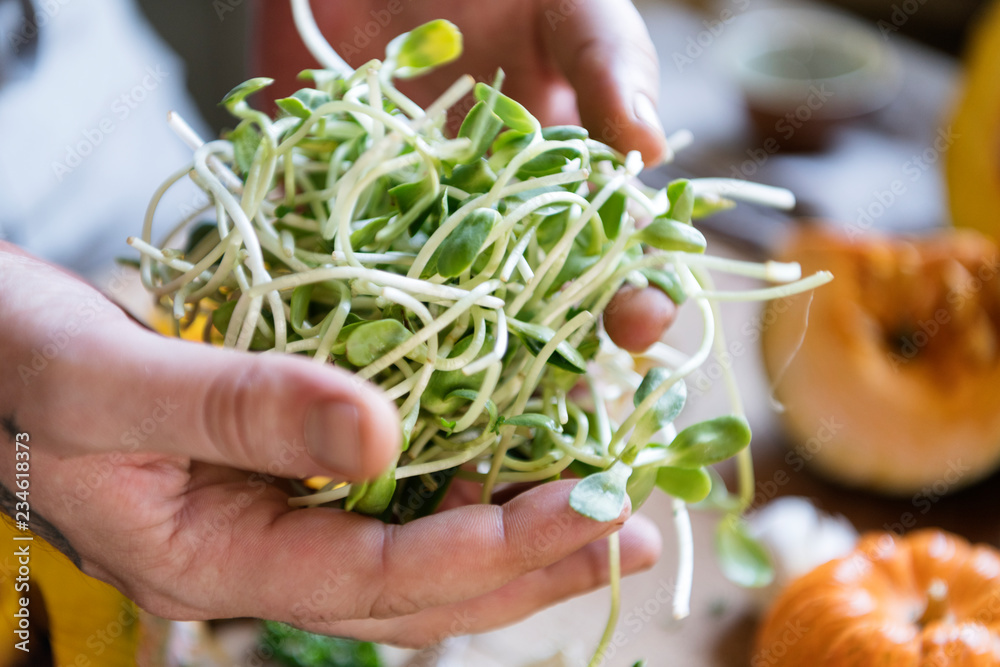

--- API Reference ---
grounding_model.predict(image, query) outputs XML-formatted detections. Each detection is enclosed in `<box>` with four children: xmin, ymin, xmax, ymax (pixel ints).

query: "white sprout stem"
<box><xmin>246</xmin><ymin>267</ymin><xmax>504</xmax><ymax>309</ymax></box>
<box><xmin>378</xmin><ymin>287</ymin><xmax>437</xmax><ymax>417</ymax></box>
<box><xmin>482</xmin><ymin>311</ymin><xmax>594</xmax><ymax>501</ymax></box>
<box><xmin>462</xmin><ymin>308</ymin><xmax>508</xmax><ymax>376</ymax></box>
<box><xmin>690</xmin><ymin>271</ymin><xmax>834</xmax><ymax>302</ymax></box>
<box><xmin>289</xmin><ymin>0</ymin><xmax>354</xmax><ymax>77</ymax></box>
<box><xmin>690</xmin><ymin>178</ymin><xmax>796</xmax><ymax>211</ymax></box>
<box><xmin>667</xmin><ymin>253</ymin><xmax>802</xmax><ymax>283</ymax></box>
<box><xmin>672</xmin><ymin>498</ymin><xmax>693</xmax><ymax>620</ymax></box>
<box><xmin>356</xmin><ymin>281</ymin><xmax>500</xmax><ymax>381</ymax></box>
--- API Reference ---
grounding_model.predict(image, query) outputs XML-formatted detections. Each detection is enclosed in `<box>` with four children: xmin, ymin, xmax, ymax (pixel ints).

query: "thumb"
<box><xmin>541</xmin><ymin>0</ymin><xmax>667</xmax><ymax>165</ymax></box>
<box><xmin>31</xmin><ymin>319</ymin><xmax>401</xmax><ymax>481</ymax></box>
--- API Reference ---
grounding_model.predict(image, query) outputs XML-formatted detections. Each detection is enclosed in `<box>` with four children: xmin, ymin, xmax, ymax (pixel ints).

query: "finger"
<box><xmin>311</xmin><ymin>515</ymin><xmax>662</xmax><ymax>647</ymax></box>
<box><xmin>26</xmin><ymin>318</ymin><xmax>400</xmax><ymax>480</ymax></box>
<box><xmin>603</xmin><ymin>284</ymin><xmax>678</xmax><ymax>352</ymax></box>
<box><xmin>540</xmin><ymin>0</ymin><xmax>667</xmax><ymax>164</ymax></box>
<box><xmin>154</xmin><ymin>480</ymin><xmax>630</xmax><ymax>623</ymax></box>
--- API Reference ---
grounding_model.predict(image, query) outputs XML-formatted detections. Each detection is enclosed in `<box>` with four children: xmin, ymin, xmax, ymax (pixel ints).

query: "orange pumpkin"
<box><xmin>754</xmin><ymin>529</ymin><xmax>1000</xmax><ymax>666</ymax></box>
<box><xmin>761</xmin><ymin>226</ymin><xmax>1000</xmax><ymax>495</ymax></box>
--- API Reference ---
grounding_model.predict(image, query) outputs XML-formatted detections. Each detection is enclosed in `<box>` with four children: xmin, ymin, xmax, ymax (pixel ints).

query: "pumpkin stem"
<box><xmin>917</xmin><ymin>579</ymin><xmax>952</xmax><ymax>627</ymax></box>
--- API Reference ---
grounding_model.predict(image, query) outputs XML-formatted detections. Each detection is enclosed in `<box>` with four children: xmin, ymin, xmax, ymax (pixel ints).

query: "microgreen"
<box><xmin>133</xmin><ymin>2</ymin><xmax>830</xmax><ymax>661</ymax></box>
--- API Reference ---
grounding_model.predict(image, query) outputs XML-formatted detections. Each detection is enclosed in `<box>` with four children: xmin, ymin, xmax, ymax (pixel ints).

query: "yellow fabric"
<box><xmin>0</xmin><ymin>517</ymin><xmax>138</xmax><ymax>666</ymax></box>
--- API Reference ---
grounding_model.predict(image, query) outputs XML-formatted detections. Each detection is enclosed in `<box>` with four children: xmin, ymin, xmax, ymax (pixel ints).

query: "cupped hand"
<box><xmin>0</xmin><ymin>244</ymin><xmax>661</xmax><ymax>646</ymax></box>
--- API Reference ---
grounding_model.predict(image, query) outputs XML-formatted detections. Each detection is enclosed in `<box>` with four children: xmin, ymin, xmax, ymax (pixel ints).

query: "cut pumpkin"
<box><xmin>755</xmin><ymin>529</ymin><xmax>1000</xmax><ymax>666</ymax></box>
<box><xmin>947</xmin><ymin>0</ymin><xmax>1000</xmax><ymax>239</ymax></box>
<box><xmin>761</xmin><ymin>226</ymin><xmax>1000</xmax><ymax>495</ymax></box>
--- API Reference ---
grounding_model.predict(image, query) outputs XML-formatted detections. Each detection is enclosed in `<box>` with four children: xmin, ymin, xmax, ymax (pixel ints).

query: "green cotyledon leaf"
<box><xmin>390</xmin><ymin>19</ymin><xmax>463</xmax><ymax>79</ymax></box>
<box><xmin>474</xmin><ymin>82</ymin><xmax>537</xmax><ymax>133</ymax></box>
<box><xmin>436</xmin><ymin>208</ymin><xmax>500</xmax><ymax>278</ymax></box>
<box><xmin>655</xmin><ymin>466</ymin><xmax>712</xmax><ymax>503</ymax></box>
<box><xmin>345</xmin><ymin>319</ymin><xmax>412</xmax><ymax>367</ymax></box>
<box><xmin>507</xmin><ymin>318</ymin><xmax>588</xmax><ymax>374</ymax></box>
<box><xmin>633</xmin><ymin>217</ymin><xmax>707</xmax><ymax>253</ymax></box>
<box><xmin>665</xmin><ymin>416</ymin><xmax>751</xmax><ymax>469</ymax></box>
<box><xmin>716</xmin><ymin>515</ymin><xmax>775</xmax><ymax>588</ymax></box>
<box><xmin>221</xmin><ymin>77</ymin><xmax>273</xmax><ymax>108</ymax></box>
<box><xmin>570</xmin><ymin>461</ymin><xmax>632</xmax><ymax>522</ymax></box>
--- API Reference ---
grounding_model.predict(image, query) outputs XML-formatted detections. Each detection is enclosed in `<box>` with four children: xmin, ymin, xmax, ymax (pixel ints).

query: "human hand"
<box><xmin>0</xmin><ymin>243</ymin><xmax>661</xmax><ymax>646</ymax></box>
<box><xmin>258</xmin><ymin>0</ymin><xmax>667</xmax><ymax>165</ymax></box>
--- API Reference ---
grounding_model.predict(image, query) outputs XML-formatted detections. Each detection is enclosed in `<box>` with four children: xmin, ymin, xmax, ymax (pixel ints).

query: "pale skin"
<box><xmin>0</xmin><ymin>0</ymin><xmax>672</xmax><ymax>647</ymax></box>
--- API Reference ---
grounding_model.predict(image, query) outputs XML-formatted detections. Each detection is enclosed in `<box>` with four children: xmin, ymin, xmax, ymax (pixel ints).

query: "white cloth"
<box><xmin>0</xmin><ymin>0</ymin><xmax>208</xmax><ymax>278</ymax></box>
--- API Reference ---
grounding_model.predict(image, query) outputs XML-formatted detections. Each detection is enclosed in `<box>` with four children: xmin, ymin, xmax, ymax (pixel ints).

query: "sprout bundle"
<box><xmin>131</xmin><ymin>3</ymin><xmax>831</xmax><ymax>662</ymax></box>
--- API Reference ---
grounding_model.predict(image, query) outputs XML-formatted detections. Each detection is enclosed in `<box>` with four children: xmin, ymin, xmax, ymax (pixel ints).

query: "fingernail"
<box><xmin>305</xmin><ymin>402</ymin><xmax>362</xmax><ymax>476</ymax></box>
<box><xmin>633</xmin><ymin>92</ymin><xmax>664</xmax><ymax>136</ymax></box>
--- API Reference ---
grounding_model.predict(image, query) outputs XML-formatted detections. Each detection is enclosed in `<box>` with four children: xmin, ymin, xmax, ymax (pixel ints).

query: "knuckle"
<box><xmin>200</xmin><ymin>355</ymin><xmax>269</xmax><ymax>465</ymax></box>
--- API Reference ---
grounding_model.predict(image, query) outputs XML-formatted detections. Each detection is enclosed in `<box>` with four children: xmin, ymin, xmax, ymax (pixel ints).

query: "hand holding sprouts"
<box><xmin>131</xmin><ymin>5</ymin><xmax>831</xmax><ymax>661</ymax></box>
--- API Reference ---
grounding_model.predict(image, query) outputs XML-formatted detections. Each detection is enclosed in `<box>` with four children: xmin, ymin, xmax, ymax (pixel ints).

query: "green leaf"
<box><xmin>715</xmin><ymin>515</ymin><xmax>774</xmax><ymax>588</ymax></box>
<box><xmin>442</xmin><ymin>158</ymin><xmax>497</xmax><ymax>194</ymax></box>
<box><xmin>276</xmin><ymin>88</ymin><xmax>332</xmax><ymax>119</ymax></box>
<box><xmin>350</xmin><ymin>215</ymin><xmax>392</xmax><ymax>250</ymax></box>
<box><xmin>261</xmin><ymin>621</ymin><xmax>381</xmax><ymax>667</ymax></box>
<box><xmin>541</xmin><ymin>125</ymin><xmax>589</xmax><ymax>142</ymax></box>
<box><xmin>351</xmin><ymin>468</ymin><xmax>397</xmax><ymax>516</ymax></box>
<box><xmin>507</xmin><ymin>318</ymin><xmax>588</xmax><ymax>374</ymax></box>
<box><xmin>634</xmin><ymin>218</ymin><xmax>707</xmax><ymax>253</ymax></box>
<box><xmin>221</xmin><ymin>77</ymin><xmax>273</xmax><ymax>108</ymax></box>
<box><xmin>634</xmin><ymin>369</ymin><xmax>687</xmax><ymax>429</ymax></box>
<box><xmin>666</xmin><ymin>416</ymin><xmax>751</xmax><ymax>469</ymax></box>
<box><xmin>666</xmin><ymin>179</ymin><xmax>695</xmax><ymax>223</ymax></box>
<box><xmin>289</xmin><ymin>285</ymin><xmax>313</xmax><ymax>334</ymax></box>
<box><xmin>436</xmin><ymin>208</ymin><xmax>500</xmax><ymax>278</ymax></box>
<box><xmin>345</xmin><ymin>319</ymin><xmax>412</xmax><ymax>366</ymax></box>
<box><xmin>490</xmin><ymin>129</ymin><xmax>534</xmax><ymax>163</ymax></box>
<box><xmin>692</xmin><ymin>193</ymin><xmax>736</xmax><ymax>220</ymax></box>
<box><xmin>639</xmin><ymin>267</ymin><xmax>686</xmax><ymax>305</ymax></box>
<box><xmin>599</xmin><ymin>190</ymin><xmax>627</xmax><ymax>240</ymax></box>
<box><xmin>474</xmin><ymin>82</ymin><xmax>537</xmax><ymax>133</ymax></box>
<box><xmin>421</xmin><ymin>335</ymin><xmax>493</xmax><ymax>414</ymax></box>
<box><xmin>390</xmin><ymin>19</ymin><xmax>463</xmax><ymax>79</ymax></box>
<box><xmin>692</xmin><ymin>468</ymin><xmax>741</xmax><ymax>512</ymax></box>
<box><xmin>501</xmin><ymin>413</ymin><xmax>562</xmax><ymax>432</ymax></box>
<box><xmin>227</xmin><ymin>121</ymin><xmax>262</xmax><ymax>175</ymax></box>
<box><xmin>626</xmin><ymin>464</ymin><xmax>658</xmax><ymax>510</ymax></box>
<box><xmin>457</xmin><ymin>102</ymin><xmax>504</xmax><ymax>163</ymax></box>
<box><xmin>569</xmin><ymin>462</ymin><xmax>632</xmax><ymax>522</ymax></box>
<box><xmin>655</xmin><ymin>467</ymin><xmax>712</xmax><ymax>503</ymax></box>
